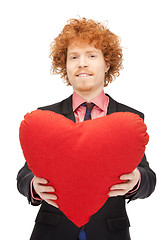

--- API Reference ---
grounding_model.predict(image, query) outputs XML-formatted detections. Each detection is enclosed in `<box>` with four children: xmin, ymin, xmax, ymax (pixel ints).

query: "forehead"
<box><xmin>67</xmin><ymin>41</ymin><xmax>101</xmax><ymax>54</ymax></box>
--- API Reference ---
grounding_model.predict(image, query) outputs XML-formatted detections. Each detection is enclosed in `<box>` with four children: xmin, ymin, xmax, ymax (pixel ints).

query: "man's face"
<box><xmin>66</xmin><ymin>42</ymin><xmax>110</xmax><ymax>95</ymax></box>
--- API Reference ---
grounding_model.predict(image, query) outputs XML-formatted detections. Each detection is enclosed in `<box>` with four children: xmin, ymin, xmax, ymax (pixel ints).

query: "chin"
<box><xmin>77</xmin><ymin>84</ymin><xmax>94</xmax><ymax>92</ymax></box>
<box><xmin>78</xmin><ymin>79</ymin><xmax>95</xmax><ymax>90</ymax></box>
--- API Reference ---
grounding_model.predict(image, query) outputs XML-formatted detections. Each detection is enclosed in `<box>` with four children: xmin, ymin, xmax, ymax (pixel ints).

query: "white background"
<box><xmin>1</xmin><ymin>0</ymin><xmax>166</xmax><ymax>239</ymax></box>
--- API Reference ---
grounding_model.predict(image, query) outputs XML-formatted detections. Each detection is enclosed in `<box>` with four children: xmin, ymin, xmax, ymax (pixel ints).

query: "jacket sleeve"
<box><xmin>16</xmin><ymin>162</ymin><xmax>42</xmax><ymax>206</ymax></box>
<box><xmin>124</xmin><ymin>153</ymin><xmax>156</xmax><ymax>202</ymax></box>
<box><xmin>123</xmin><ymin>111</ymin><xmax>156</xmax><ymax>201</ymax></box>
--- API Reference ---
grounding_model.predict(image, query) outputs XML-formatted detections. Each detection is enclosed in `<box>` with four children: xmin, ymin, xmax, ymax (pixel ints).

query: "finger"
<box><xmin>35</xmin><ymin>177</ymin><xmax>48</xmax><ymax>184</ymax></box>
<box><xmin>38</xmin><ymin>185</ymin><xmax>55</xmax><ymax>193</ymax></box>
<box><xmin>120</xmin><ymin>172</ymin><xmax>134</xmax><ymax>181</ymax></box>
<box><xmin>110</xmin><ymin>183</ymin><xmax>130</xmax><ymax>191</ymax></box>
<box><xmin>40</xmin><ymin>193</ymin><xmax>58</xmax><ymax>200</ymax></box>
<box><xmin>108</xmin><ymin>190</ymin><xmax>126</xmax><ymax>197</ymax></box>
<box><xmin>46</xmin><ymin>200</ymin><xmax>59</xmax><ymax>208</ymax></box>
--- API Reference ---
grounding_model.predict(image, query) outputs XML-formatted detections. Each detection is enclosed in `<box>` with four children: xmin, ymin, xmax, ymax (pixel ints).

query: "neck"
<box><xmin>74</xmin><ymin>88</ymin><xmax>104</xmax><ymax>102</ymax></box>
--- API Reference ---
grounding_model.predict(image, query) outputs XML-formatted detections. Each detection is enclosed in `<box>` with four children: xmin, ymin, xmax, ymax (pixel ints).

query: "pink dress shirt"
<box><xmin>31</xmin><ymin>90</ymin><xmax>140</xmax><ymax>200</ymax></box>
<box><xmin>72</xmin><ymin>90</ymin><xmax>109</xmax><ymax>122</ymax></box>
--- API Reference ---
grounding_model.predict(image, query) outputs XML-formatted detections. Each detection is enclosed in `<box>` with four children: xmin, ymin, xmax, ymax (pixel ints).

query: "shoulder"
<box><xmin>106</xmin><ymin>93</ymin><xmax>144</xmax><ymax>120</ymax></box>
<box><xmin>37</xmin><ymin>95</ymin><xmax>73</xmax><ymax>115</ymax></box>
<box><xmin>116</xmin><ymin>101</ymin><xmax>144</xmax><ymax>120</ymax></box>
<box><xmin>38</xmin><ymin>101</ymin><xmax>63</xmax><ymax>112</ymax></box>
<box><xmin>117</xmin><ymin>102</ymin><xmax>144</xmax><ymax>119</ymax></box>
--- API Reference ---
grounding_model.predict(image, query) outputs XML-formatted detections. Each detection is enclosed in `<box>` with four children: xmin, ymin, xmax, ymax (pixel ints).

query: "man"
<box><xmin>17</xmin><ymin>17</ymin><xmax>156</xmax><ymax>240</ymax></box>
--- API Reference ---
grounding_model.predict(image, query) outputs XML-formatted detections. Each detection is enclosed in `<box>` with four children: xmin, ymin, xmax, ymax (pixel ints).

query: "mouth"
<box><xmin>75</xmin><ymin>72</ymin><xmax>93</xmax><ymax>77</ymax></box>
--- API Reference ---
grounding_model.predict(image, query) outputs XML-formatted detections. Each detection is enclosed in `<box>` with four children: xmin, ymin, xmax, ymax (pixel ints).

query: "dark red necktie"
<box><xmin>82</xmin><ymin>102</ymin><xmax>95</xmax><ymax>121</ymax></box>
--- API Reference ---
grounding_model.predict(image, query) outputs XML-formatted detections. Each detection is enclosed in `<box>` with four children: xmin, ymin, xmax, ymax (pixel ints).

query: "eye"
<box><xmin>89</xmin><ymin>54</ymin><xmax>96</xmax><ymax>58</ymax></box>
<box><xmin>69</xmin><ymin>55</ymin><xmax>78</xmax><ymax>60</ymax></box>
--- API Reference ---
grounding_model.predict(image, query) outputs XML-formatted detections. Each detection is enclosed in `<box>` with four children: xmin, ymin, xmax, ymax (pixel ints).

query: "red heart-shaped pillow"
<box><xmin>19</xmin><ymin>110</ymin><xmax>149</xmax><ymax>227</ymax></box>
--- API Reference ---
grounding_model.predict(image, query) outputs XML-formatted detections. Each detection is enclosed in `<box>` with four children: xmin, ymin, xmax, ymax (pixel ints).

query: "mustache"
<box><xmin>74</xmin><ymin>70</ymin><xmax>94</xmax><ymax>76</ymax></box>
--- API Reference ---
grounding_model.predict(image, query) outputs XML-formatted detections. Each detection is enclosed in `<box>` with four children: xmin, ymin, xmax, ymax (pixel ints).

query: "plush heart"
<box><xmin>19</xmin><ymin>110</ymin><xmax>149</xmax><ymax>227</ymax></box>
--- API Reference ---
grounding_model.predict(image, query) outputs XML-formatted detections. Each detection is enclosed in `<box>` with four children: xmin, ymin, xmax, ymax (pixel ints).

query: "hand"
<box><xmin>108</xmin><ymin>168</ymin><xmax>140</xmax><ymax>197</ymax></box>
<box><xmin>33</xmin><ymin>176</ymin><xmax>59</xmax><ymax>208</ymax></box>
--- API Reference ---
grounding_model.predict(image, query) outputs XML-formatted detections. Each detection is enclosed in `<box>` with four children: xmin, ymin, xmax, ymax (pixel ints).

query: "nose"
<box><xmin>78</xmin><ymin>55</ymin><xmax>88</xmax><ymax>68</ymax></box>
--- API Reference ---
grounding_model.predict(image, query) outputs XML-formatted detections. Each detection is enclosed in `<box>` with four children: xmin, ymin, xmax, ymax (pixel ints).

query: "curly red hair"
<box><xmin>50</xmin><ymin>17</ymin><xmax>123</xmax><ymax>87</ymax></box>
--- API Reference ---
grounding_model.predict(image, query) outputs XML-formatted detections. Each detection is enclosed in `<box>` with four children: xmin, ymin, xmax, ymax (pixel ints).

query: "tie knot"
<box><xmin>82</xmin><ymin>102</ymin><xmax>95</xmax><ymax>112</ymax></box>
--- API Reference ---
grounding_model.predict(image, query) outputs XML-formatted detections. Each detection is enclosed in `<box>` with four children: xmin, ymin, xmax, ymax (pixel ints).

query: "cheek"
<box><xmin>66</xmin><ymin>65</ymin><xmax>73</xmax><ymax>79</ymax></box>
<box><xmin>93</xmin><ymin>60</ymin><xmax>106</xmax><ymax>74</ymax></box>
<box><xmin>66</xmin><ymin>62</ymin><xmax>76</xmax><ymax>75</ymax></box>
<box><xmin>96</xmin><ymin>67</ymin><xmax>106</xmax><ymax>79</ymax></box>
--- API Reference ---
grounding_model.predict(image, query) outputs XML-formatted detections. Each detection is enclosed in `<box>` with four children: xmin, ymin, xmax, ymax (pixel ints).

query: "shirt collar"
<box><xmin>72</xmin><ymin>90</ymin><xmax>108</xmax><ymax>112</ymax></box>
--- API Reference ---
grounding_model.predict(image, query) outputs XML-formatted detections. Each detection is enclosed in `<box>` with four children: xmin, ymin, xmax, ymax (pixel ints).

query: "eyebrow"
<box><xmin>68</xmin><ymin>50</ymin><xmax>99</xmax><ymax>56</ymax></box>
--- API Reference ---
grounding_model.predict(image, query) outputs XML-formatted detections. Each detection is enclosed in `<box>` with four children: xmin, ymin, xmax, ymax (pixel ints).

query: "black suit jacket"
<box><xmin>17</xmin><ymin>93</ymin><xmax>156</xmax><ymax>240</ymax></box>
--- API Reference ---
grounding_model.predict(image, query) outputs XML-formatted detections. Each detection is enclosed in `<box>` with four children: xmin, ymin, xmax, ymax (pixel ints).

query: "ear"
<box><xmin>105</xmin><ymin>62</ymin><xmax>110</xmax><ymax>73</ymax></box>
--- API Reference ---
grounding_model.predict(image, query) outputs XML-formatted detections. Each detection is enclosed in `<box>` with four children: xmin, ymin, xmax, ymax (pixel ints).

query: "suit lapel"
<box><xmin>66</xmin><ymin>112</ymin><xmax>76</xmax><ymax>122</ymax></box>
<box><xmin>60</xmin><ymin>95</ymin><xmax>76</xmax><ymax>122</ymax></box>
<box><xmin>105</xmin><ymin>93</ymin><xmax>117</xmax><ymax>115</ymax></box>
